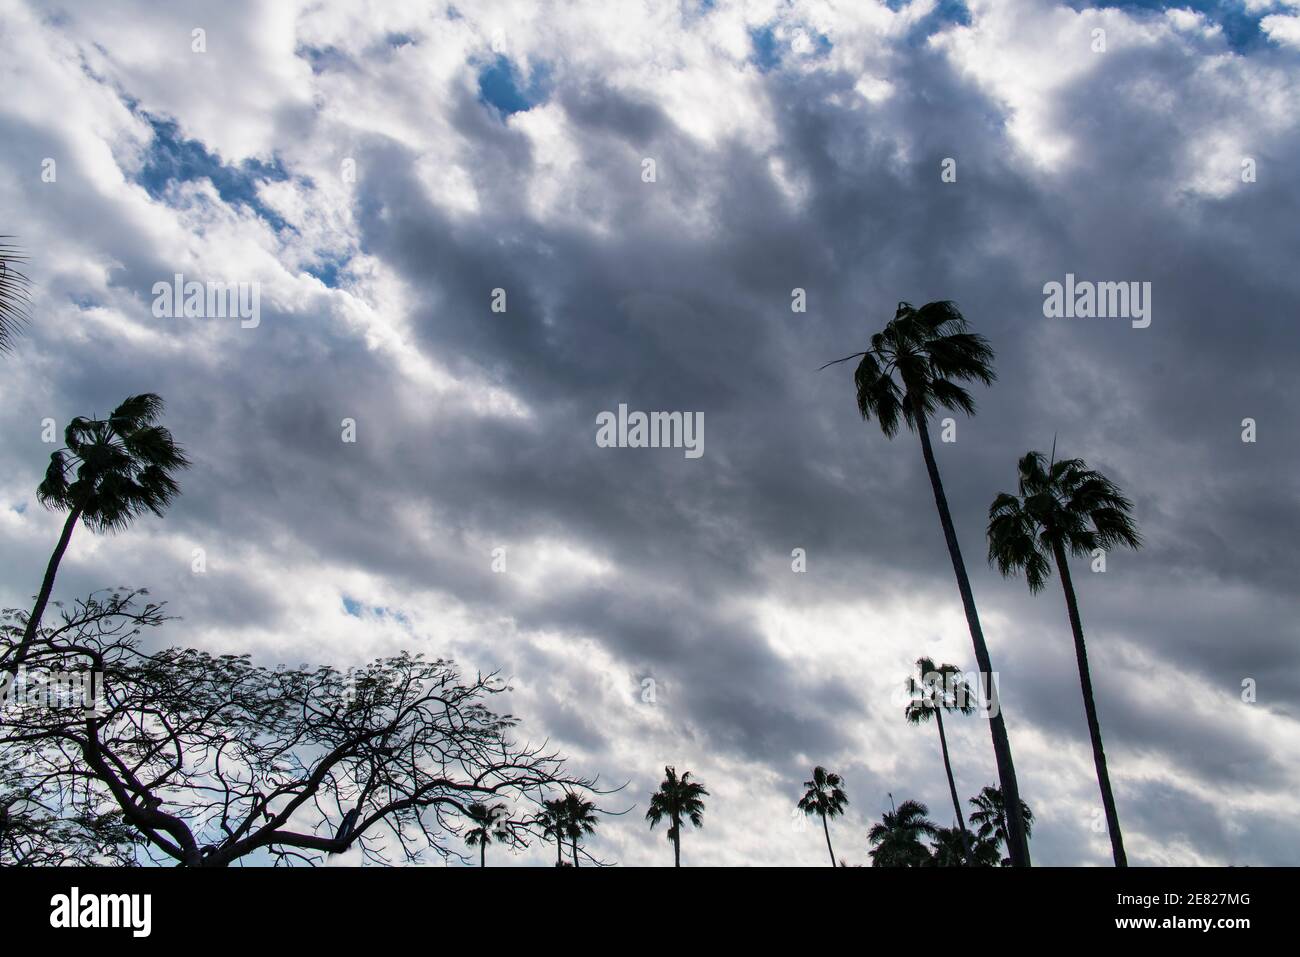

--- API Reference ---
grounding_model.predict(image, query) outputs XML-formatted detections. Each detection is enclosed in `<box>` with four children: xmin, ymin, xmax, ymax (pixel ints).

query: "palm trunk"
<box><xmin>480</xmin><ymin>841</ymin><xmax>486</xmax><ymax>868</ymax></box>
<box><xmin>821</xmin><ymin>811</ymin><xmax>836</xmax><ymax>866</ymax></box>
<box><xmin>936</xmin><ymin>709</ymin><xmax>976</xmax><ymax>865</ymax></box>
<box><xmin>672</xmin><ymin>821</ymin><xmax>681</xmax><ymax>867</ymax></box>
<box><xmin>10</xmin><ymin>505</ymin><xmax>83</xmax><ymax>672</ymax></box>
<box><xmin>934</xmin><ymin>709</ymin><xmax>967</xmax><ymax>833</ymax></box>
<box><xmin>916</xmin><ymin>415</ymin><xmax>1030</xmax><ymax>866</ymax></box>
<box><xmin>572</xmin><ymin>838</ymin><xmax>579</xmax><ymax>867</ymax></box>
<box><xmin>555</xmin><ymin>836</ymin><xmax>562</xmax><ymax>866</ymax></box>
<box><xmin>1052</xmin><ymin>539</ymin><xmax>1127</xmax><ymax>867</ymax></box>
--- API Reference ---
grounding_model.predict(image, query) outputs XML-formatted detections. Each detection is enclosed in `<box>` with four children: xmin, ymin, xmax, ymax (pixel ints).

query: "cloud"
<box><xmin>1</xmin><ymin>0</ymin><xmax>1297</xmax><ymax>866</ymax></box>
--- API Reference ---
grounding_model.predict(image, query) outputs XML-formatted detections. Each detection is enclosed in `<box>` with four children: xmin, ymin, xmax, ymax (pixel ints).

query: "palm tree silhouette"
<box><xmin>6</xmin><ymin>394</ymin><xmax>189</xmax><ymax>671</ymax></box>
<box><xmin>0</xmin><ymin>237</ymin><xmax>32</xmax><ymax>354</ymax></box>
<box><xmin>867</xmin><ymin>797</ymin><xmax>936</xmax><ymax>867</ymax></box>
<box><xmin>905</xmin><ymin>657</ymin><xmax>975</xmax><ymax>839</ymax></box>
<box><xmin>537</xmin><ymin>798</ymin><xmax>569</xmax><ymax>867</ymax></box>
<box><xmin>823</xmin><ymin>300</ymin><xmax>1030</xmax><ymax>866</ymax></box>
<box><xmin>561</xmin><ymin>791</ymin><xmax>598</xmax><ymax>867</ymax></box>
<box><xmin>646</xmin><ymin>766</ymin><xmax>708</xmax><ymax>867</ymax></box>
<box><xmin>968</xmin><ymin>785</ymin><xmax>1034</xmax><ymax>867</ymax></box>
<box><xmin>797</xmin><ymin>765</ymin><xmax>849</xmax><ymax>866</ymax></box>
<box><xmin>464</xmin><ymin>802</ymin><xmax>510</xmax><ymax>867</ymax></box>
<box><xmin>988</xmin><ymin>449</ymin><xmax>1140</xmax><ymax>866</ymax></box>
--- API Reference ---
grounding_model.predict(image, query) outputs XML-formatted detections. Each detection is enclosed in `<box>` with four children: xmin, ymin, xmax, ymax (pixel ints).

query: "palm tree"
<box><xmin>646</xmin><ymin>766</ymin><xmax>708</xmax><ymax>867</ymax></box>
<box><xmin>824</xmin><ymin>300</ymin><xmax>1030</xmax><ymax>865</ymax></box>
<box><xmin>988</xmin><ymin>450</ymin><xmax>1139</xmax><ymax>867</ymax></box>
<box><xmin>905</xmin><ymin>657</ymin><xmax>975</xmax><ymax>838</ymax></box>
<box><xmin>0</xmin><ymin>237</ymin><xmax>32</xmax><ymax>354</ymax></box>
<box><xmin>867</xmin><ymin>797</ymin><xmax>936</xmax><ymax>867</ymax></box>
<box><xmin>5</xmin><ymin>394</ymin><xmax>189</xmax><ymax>672</ymax></box>
<box><xmin>537</xmin><ymin>798</ymin><xmax>569</xmax><ymax>867</ymax></box>
<box><xmin>561</xmin><ymin>791</ymin><xmax>598</xmax><ymax>867</ymax></box>
<box><xmin>464</xmin><ymin>802</ymin><xmax>510</xmax><ymax>867</ymax></box>
<box><xmin>968</xmin><ymin>785</ymin><xmax>1034</xmax><ymax>867</ymax></box>
<box><xmin>928</xmin><ymin>826</ymin><xmax>999</xmax><ymax>867</ymax></box>
<box><xmin>797</xmin><ymin>766</ymin><xmax>849</xmax><ymax>866</ymax></box>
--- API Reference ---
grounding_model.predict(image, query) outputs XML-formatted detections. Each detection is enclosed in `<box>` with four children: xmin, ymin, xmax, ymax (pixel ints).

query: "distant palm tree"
<box><xmin>988</xmin><ymin>450</ymin><xmax>1140</xmax><ymax>867</ymax></box>
<box><xmin>797</xmin><ymin>765</ymin><xmax>849</xmax><ymax>866</ymax></box>
<box><xmin>464</xmin><ymin>802</ymin><xmax>510</xmax><ymax>867</ymax></box>
<box><xmin>824</xmin><ymin>300</ymin><xmax>1030</xmax><ymax>866</ymax></box>
<box><xmin>5</xmin><ymin>394</ymin><xmax>189</xmax><ymax>672</ymax></box>
<box><xmin>867</xmin><ymin>798</ymin><xmax>936</xmax><ymax>867</ymax></box>
<box><xmin>646</xmin><ymin>766</ymin><xmax>708</xmax><ymax>867</ymax></box>
<box><xmin>537</xmin><ymin>798</ymin><xmax>569</xmax><ymax>867</ymax></box>
<box><xmin>905</xmin><ymin>657</ymin><xmax>975</xmax><ymax>839</ymax></box>
<box><xmin>562</xmin><ymin>791</ymin><xmax>598</xmax><ymax>867</ymax></box>
<box><xmin>928</xmin><ymin>826</ymin><xmax>999</xmax><ymax>867</ymax></box>
<box><xmin>0</xmin><ymin>237</ymin><xmax>32</xmax><ymax>354</ymax></box>
<box><xmin>968</xmin><ymin>786</ymin><xmax>1034</xmax><ymax>867</ymax></box>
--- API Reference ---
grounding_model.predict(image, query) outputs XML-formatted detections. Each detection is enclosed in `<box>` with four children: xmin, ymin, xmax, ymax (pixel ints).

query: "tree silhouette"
<box><xmin>2</xmin><ymin>591</ymin><xmax>599</xmax><ymax>866</ymax></box>
<box><xmin>905</xmin><ymin>657</ymin><xmax>975</xmax><ymax>840</ymax></box>
<box><xmin>823</xmin><ymin>300</ymin><xmax>1030</xmax><ymax>866</ymax></box>
<box><xmin>464</xmin><ymin>802</ymin><xmax>510</xmax><ymax>867</ymax></box>
<box><xmin>646</xmin><ymin>766</ymin><xmax>707</xmax><ymax>867</ymax></box>
<box><xmin>797</xmin><ymin>765</ymin><xmax>849</xmax><ymax>866</ymax></box>
<box><xmin>968</xmin><ymin>786</ymin><xmax>1035</xmax><ymax>867</ymax></box>
<box><xmin>562</xmin><ymin>791</ymin><xmax>598</xmax><ymax>867</ymax></box>
<box><xmin>0</xmin><ymin>237</ymin><xmax>32</xmax><ymax>354</ymax></box>
<box><xmin>536</xmin><ymin>798</ymin><xmax>570</xmax><ymax>867</ymax></box>
<box><xmin>988</xmin><ymin>450</ymin><xmax>1140</xmax><ymax>866</ymax></box>
<box><xmin>4</xmin><ymin>394</ymin><xmax>189</xmax><ymax>673</ymax></box>
<box><xmin>867</xmin><ymin>798</ymin><xmax>936</xmax><ymax>867</ymax></box>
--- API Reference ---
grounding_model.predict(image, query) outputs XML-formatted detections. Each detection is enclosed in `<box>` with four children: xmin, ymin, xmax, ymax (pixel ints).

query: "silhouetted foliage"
<box><xmin>464</xmin><ymin>802</ymin><xmax>511</xmax><ymax>867</ymax></box>
<box><xmin>0</xmin><ymin>236</ymin><xmax>31</xmax><ymax>354</ymax></box>
<box><xmin>797</xmin><ymin>765</ymin><xmax>849</xmax><ymax>866</ymax></box>
<box><xmin>646</xmin><ymin>766</ymin><xmax>707</xmax><ymax>867</ymax></box>
<box><xmin>0</xmin><ymin>590</ymin><xmax>599</xmax><ymax>866</ymax></box>
<box><xmin>969</xmin><ymin>786</ymin><xmax>1035</xmax><ymax>867</ymax></box>
<box><xmin>867</xmin><ymin>798</ymin><xmax>936</xmax><ymax>867</ymax></box>
<box><xmin>989</xmin><ymin>449</ymin><xmax>1139</xmax><ymax>866</ymax></box>
<box><xmin>905</xmin><ymin>656</ymin><xmax>975</xmax><ymax>845</ymax></box>
<box><xmin>562</xmin><ymin>791</ymin><xmax>599</xmax><ymax>867</ymax></box>
<box><xmin>824</xmin><ymin>300</ymin><xmax>1030</xmax><ymax>867</ymax></box>
<box><xmin>4</xmin><ymin>394</ymin><xmax>189</xmax><ymax>673</ymax></box>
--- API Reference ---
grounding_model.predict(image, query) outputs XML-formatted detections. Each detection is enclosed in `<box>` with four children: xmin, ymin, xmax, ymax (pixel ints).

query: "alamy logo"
<box><xmin>1042</xmin><ymin>273</ymin><xmax>1151</xmax><ymax>328</ymax></box>
<box><xmin>595</xmin><ymin>403</ymin><xmax>704</xmax><ymax>459</ymax></box>
<box><xmin>893</xmin><ymin>669</ymin><xmax>1003</xmax><ymax>720</ymax></box>
<box><xmin>50</xmin><ymin>887</ymin><xmax>151</xmax><ymax>938</ymax></box>
<box><xmin>0</xmin><ymin>666</ymin><xmax>104</xmax><ymax>715</ymax></box>
<box><xmin>152</xmin><ymin>273</ymin><xmax>261</xmax><ymax>328</ymax></box>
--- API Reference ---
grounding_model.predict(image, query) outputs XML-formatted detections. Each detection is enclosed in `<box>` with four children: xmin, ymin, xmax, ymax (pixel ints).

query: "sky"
<box><xmin>1</xmin><ymin>0</ymin><xmax>1297</xmax><ymax>867</ymax></box>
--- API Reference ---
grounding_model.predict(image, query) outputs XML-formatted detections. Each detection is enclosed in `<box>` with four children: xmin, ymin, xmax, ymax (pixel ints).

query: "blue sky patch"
<box><xmin>750</xmin><ymin>24</ymin><xmax>833</xmax><ymax>71</ymax></box>
<box><xmin>135</xmin><ymin>114</ymin><xmax>290</xmax><ymax>231</ymax></box>
<box><xmin>1068</xmin><ymin>2</ymin><xmax>1270</xmax><ymax>52</ymax></box>
<box><xmin>477</xmin><ymin>55</ymin><xmax>549</xmax><ymax>117</ymax></box>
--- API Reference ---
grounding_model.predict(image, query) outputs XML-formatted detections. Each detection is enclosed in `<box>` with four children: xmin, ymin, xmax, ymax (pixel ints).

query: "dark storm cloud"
<box><xmin>2</xmin><ymin>0</ymin><xmax>1297</xmax><ymax>865</ymax></box>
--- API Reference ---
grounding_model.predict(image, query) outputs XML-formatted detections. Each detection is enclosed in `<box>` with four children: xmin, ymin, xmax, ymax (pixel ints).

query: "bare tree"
<box><xmin>0</xmin><ymin>589</ymin><xmax>602</xmax><ymax>867</ymax></box>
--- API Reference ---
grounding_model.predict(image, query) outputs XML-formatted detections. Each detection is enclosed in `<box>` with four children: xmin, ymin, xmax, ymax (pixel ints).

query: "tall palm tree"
<box><xmin>464</xmin><ymin>802</ymin><xmax>509</xmax><ymax>867</ymax></box>
<box><xmin>537</xmin><ymin>798</ymin><xmax>569</xmax><ymax>867</ymax></box>
<box><xmin>905</xmin><ymin>657</ymin><xmax>975</xmax><ymax>837</ymax></box>
<box><xmin>797</xmin><ymin>765</ymin><xmax>849</xmax><ymax>866</ymax></box>
<box><xmin>867</xmin><ymin>798</ymin><xmax>936</xmax><ymax>867</ymax></box>
<box><xmin>645</xmin><ymin>766</ymin><xmax>708</xmax><ymax>867</ymax></box>
<box><xmin>5</xmin><ymin>394</ymin><xmax>189</xmax><ymax>672</ymax></box>
<box><xmin>0</xmin><ymin>237</ymin><xmax>32</xmax><ymax>354</ymax></box>
<box><xmin>561</xmin><ymin>791</ymin><xmax>598</xmax><ymax>867</ymax></box>
<box><xmin>988</xmin><ymin>450</ymin><xmax>1140</xmax><ymax>866</ymax></box>
<box><xmin>968</xmin><ymin>785</ymin><xmax>1034</xmax><ymax>867</ymax></box>
<box><xmin>823</xmin><ymin>300</ymin><xmax>1030</xmax><ymax>865</ymax></box>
